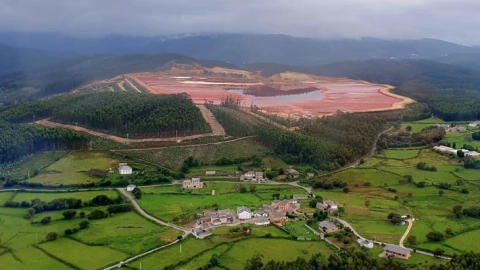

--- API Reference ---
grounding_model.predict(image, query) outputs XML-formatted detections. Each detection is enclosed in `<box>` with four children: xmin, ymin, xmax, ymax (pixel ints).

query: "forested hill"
<box><xmin>247</xmin><ymin>60</ymin><xmax>480</xmax><ymax>121</ymax></box>
<box><xmin>1</xmin><ymin>92</ymin><xmax>210</xmax><ymax>138</ymax></box>
<box><xmin>0</xmin><ymin>53</ymin><xmax>236</xmax><ymax>106</ymax></box>
<box><xmin>0</xmin><ymin>43</ymin><xmax>64</xmax><ymax>76</ymax></box>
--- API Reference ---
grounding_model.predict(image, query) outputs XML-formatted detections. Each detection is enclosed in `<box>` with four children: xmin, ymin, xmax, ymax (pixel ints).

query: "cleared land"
<box><xmin>0</xmin><ymin>151</ymin><xmax>67</xmax><ymax>181</ymax></box>
<box><xmin>26</xmin><ymin>151</ymin><xmax>119</xmax><ymax>186</ymax></box>
<box><xmin>121</xmin><ymin>137</ymin><xmax>268</xmax><ymax>169</ymax></box>
<box><xmin>135</xmin><ymin>71</ymin><xmax>411</xmax><ymax>117</ymax></box>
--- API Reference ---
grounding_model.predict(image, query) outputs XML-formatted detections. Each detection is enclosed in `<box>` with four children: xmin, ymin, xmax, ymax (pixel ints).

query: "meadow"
<box><xmin>319</xmin><ymin>145</ymin><xmax>480</xmax><ymax>254</ymax></box>
<box><xmin>0</xmin><ymin>151</ymin><xmax>67</xmax><ymax>181</ymax></box>
<box><xmin>26</xmin><ymin>151</ymin><xmax>119</xmax><ymax>186</ymax></box>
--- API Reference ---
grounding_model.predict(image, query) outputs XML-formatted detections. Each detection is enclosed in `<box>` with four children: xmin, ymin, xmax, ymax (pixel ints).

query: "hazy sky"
<box><xmin>1</xmin><ymin>0</ymin><xmax>479</xmax><ymax>45</ymax></box>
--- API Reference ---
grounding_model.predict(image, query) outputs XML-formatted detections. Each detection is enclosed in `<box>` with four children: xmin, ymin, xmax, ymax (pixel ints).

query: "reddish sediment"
<box><xmin>134</xmin><ymin>74</ymin><xmax>410</xmax><ymax>116</ymax></box>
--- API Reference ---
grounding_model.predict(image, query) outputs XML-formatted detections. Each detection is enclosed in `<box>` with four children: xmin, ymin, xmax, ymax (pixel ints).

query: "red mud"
<box><xmin>134</xmin><ymin>75</ymin><xmax>410</xmax><ymax>116</ymax></box>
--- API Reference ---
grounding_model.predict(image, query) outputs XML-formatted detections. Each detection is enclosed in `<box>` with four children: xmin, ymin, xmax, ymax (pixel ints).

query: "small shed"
<box><xmin>127</xmin><ymin>185</ymin><xmax>136</xmax><ymax>192</ymax></box>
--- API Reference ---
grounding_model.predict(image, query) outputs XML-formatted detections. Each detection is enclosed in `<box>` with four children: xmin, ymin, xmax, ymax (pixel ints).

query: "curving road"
<box><xmin>117</xmin><ymin>188</ymin><xmax>190</xmax><ymax>234</ymax></box>
<box><xmin>399</xmin><ymin>219</ymin><xmax>414</xmax><ymax>248</ymax></box>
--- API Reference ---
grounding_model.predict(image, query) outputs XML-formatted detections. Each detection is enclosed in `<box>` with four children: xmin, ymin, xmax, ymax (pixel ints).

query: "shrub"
<box><xmin>45</xmin><ymin>232</ymin><xmax>58</xmax><ymax>241</ymax></box>
<box><xmin>107</xmin><ymin>204</ymin><xmax>133</xmax><ymax>214</ymax></box>
<box><xmin>88</xmin><ymin>209</ymin><xmax>107</xmax><ymax>220</ymax></box>
<box><xmin>65</xmin><ymin>228</ymin><xmax>73</xmax><ymax>235</ymax></box>
<box><xmin>62</xmin><ymin>210</ymin><xmax>77</xmax><ymax>220</ymax></box>
<box><xmin>426</xmin><ymin>231</ymin><xmax>444</xmax><ymax>242</ymax></box>
<box><xmin>79</xmin><ymin>220</ymin><xmax>90</xmax><ymax>229</ymax></box>
<box><xmin>40</xmin><ymin>216</ymin><xmax>51</xmax><ymax>225</ymax></box>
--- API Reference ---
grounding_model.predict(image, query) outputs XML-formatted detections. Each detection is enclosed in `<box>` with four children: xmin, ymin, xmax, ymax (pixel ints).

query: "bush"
<box><xmin>387</xmin><ymin>213</ymin><xmax>402</xmax><ymax>224</ymax></box>
<box><xmin>45</xmin><ymin>232</ymin><xmax>58</xmax><ymax>241</ymax></box>
<box><xmin>239</xmin><ymin>186</ymin><xmax>247</xmax><ymax>193</ymax></box>
<box><xmin>79</xmin><ymin>220</ymin><xmax>90</xmax><ymax>229</ymax></box>
<box><xmin>79</xmin><ymin>211</ymin><xmax>85</xmax><ymax>218</ymax></box>
<box><xmin>40</xmin><ymin>216</ymin><xmax>51</xmax><ymax>225</ymax></box>
<box><xmin>107</xmin><ymin>204</ymin><xmax>133</xmax><ymax>214</ymax></box>
<box><xmin>426</xmin><ymin>231</ymin><xmax>444</xmax><ymax>242</ymax></box>
<box><xmin>88</xmin><ymin>209</ymin><xmax>107</xmax><ymax>220</ymax></box>
<box><xmin>64</xmin><ymin>228</ymin><xmax>73</xmax><ymax>235</ymax></box>
<box><xmin>62</xmin><ymin>210</ymin><xmax>77</xmax><ymax>220</ymax></box>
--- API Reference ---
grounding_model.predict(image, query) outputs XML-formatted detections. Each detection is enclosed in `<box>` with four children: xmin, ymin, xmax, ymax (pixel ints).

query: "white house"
<box><xmin>357</xmin><ymin>239</ymin><xmax>374</xmax><ymax>248</ymax></box>
<box><xmin>183</xmin><ymin>178</ymin><xmax>204</xmax><ymax>189</ymax></box>
<box><xmin>244</xmin><ymin>171</ymin><xmax>255</xmax><ymax>180</ymax></box>
<box><xmin>237</xmin><ymin>206</ymin><xmax>252</xmax><ymax>220</ymax></box>
<box><xmin>126</xmin><ymin>185</ymin><xmax>136</xmax><ymax>192</ymax></box>
<box><xmin>119</xmin><ymin>163</ymin><xmax>132</xmax><ymax>175</ymax></box>
<box><xmin>433</xmin><ymin>146</ymin><xmax>457</xmax><ymax>155</ymax></box>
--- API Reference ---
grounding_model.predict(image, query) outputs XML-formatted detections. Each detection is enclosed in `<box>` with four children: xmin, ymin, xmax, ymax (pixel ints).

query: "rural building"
<box><xmin>254</xmin><ymin>218</ymin><xmax>270</xmax><ymax>226</ymax></box>
<box><xmin>253</xmin><ymin>210</ymin><xmax>269</xmax><ymax>218</ymax></box>
<box><xmin>318</xmin><ymin>200</ymin><xmax>338</xmax><ymax>212</ymax></box>
<box><xmin>436</xmin><ymin>124</ymin><xmax>450</xmax><ymax>129</ymax></box>
<box><xmin>241</xmin><ymin>171</ymin><xmax>265</xmax><ymax>182</ymax></box>
<box><xmin>272</xmin><ymin>199</ymin><xmax>291</xmax><ymax>211</ymax></box>
<box><xmin>292</xmin><ymin>195</ymin><xmax>310</xmax><ymax>203</ymax></box>
<box><xmin>119</xmin><ymin>163</ymin><xmax>132</xmax><ymax>175</ymax></box>
<box><xmin>126</xmin><ymin>185</ymin><xmax>136</xmax><ymax>192</ymax></box>
<box><xmin>269</xmin><ymin>210</ymin><xmax>288</xmax><ymax>224</ymax></box>
<box><xmin>183</xmin><ymin>178</ymin><xmax>204</xmax><ymax>189</ymax></box>
<box><xmin>469</xmin><ymin>121</ymin><xmax>480</xmax><ymax>127</ymax></box>
<box><xmin>203</xmin><ymin>209</ymin><xmax>235</xmax><ymax>226</ymax></box>
<box><xmin>237</xmin><ymin>206</ymin><xmax>252</xmax><ymax>220</ymax></box>
<box><xmin>448</xmin><ymin>126</ymin><xmax>467</xmax><ymax>132</ymax></box>
<box><xmin>307</xmin><ymin>173</ymin><xmax>315</xmax><ymax>178</ymax></box>
<box><xmin>286</xmin><ymin>166</ymin><xmax>299</xmax><ymax>178</ymax></box>
<box><xmin>319</xmin><ymin>220</ymin><xmax>339</xmax><ymax>233</ymax></box>
<box><xmin>244</xmin><ymin>171</ymin><xmax>255</xmax><ymax>179</ymax></box>
<box><xmin>192</xmin><ymin>228</ymin><xmax>212</xmax><ymax>239</ymax></box>
<box><xmin>205</xmin><ymin>171</ymin><xmax>216</xmax><ymax>176</ymax></box>
<box><xmin>384</xmin><ymin>245</ymin><xmax>411</xmax><ymax>259</ymax></box>
<box><xmin>357</xmin><ymin>239</ymin><xmax>374</xmax><ymax>248</ymax></box>
<box><xmin>433</xmin><ymin>145</ymin><xmax>457</xmax><ymax>154</ymax></box>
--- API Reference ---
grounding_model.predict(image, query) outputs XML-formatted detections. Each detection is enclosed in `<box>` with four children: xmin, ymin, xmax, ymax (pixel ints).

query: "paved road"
<box><xmin>117</xmin><ymin>188</ymin><xmax>190</xmax><ymax>234</ymax></box>
<box><xmin>399</xmin><ymin>219</ymin><xmax>413</xmax><ymax>248</ymax></box>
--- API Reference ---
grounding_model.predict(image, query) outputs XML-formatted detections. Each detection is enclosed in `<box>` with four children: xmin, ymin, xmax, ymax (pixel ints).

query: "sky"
<box><xmin>1</xmin><ymin>0</ymin><xmax>480</xmax><ymax>45</ymax></box>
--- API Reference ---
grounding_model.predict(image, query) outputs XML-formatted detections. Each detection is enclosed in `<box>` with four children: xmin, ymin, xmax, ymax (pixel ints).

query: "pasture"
<box><xmin>27</xmin><ymin>151</ymin><xmax>119</xmax><ymax>186</ymax></box>
<box><xmin>11</xmin><ymin>189</ymin><xmax>119</xmax><ymax>203</ymax></box>
<box><xmin>0</xmin><ymin>151</ymin><xmax>67</xmax><ymax>182</ymax></box>
<box><xmin>320</xmin><ymin>146</ymin><xmax>480</xmax><ymax>254</ymax></box>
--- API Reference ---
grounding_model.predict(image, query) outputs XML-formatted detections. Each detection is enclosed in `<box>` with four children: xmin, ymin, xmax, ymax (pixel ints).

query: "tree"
<box><xmin>405</xmin><ymin>126</ymin><xmax>412</xmax><ymax>131</ymax></box>
<box><xmin>445</xmin><ymin>228</ymin><xmax>453</xmax><ymax>236</ymax></box>
<box><xmin>342</xmin><ymin>187</ymin><xmax>350</xmax><ymax>193</ymax></box>
<box><xmin>79</xmin><ymin>220</ymin><xmax>90</xmax><ymax>229</ymax></box>
<box><xmin>65</xmin><ymin>228</ymin><xmax>73</xmax><ymax>235</ymax></box>
<box><xmin>239</xmin><ymin>186</ymin><xmax>247</xmax><ymax>193</ymax></box>
<box><xmin>249</xmin><ymin>186</ymin><xmax>257</xmax><ymax>193</ymax></box>
<box><xmin>79</xmin><ymin>211</ymin><xmax>86</xmax><ymax>218</ymax></box>
<box><xmin>45</xmin><ymin>232</ymin><xmax>58</xmax><ymax>241</ymax></box>
<box><xmin>271</xmin><ymin>193</ymin><xmax>280</xmax><ymax>200</ymax></box>
<box><xmin>132</xmin><ymin>187</ymin><xmax>142</xmax><ymax>199</ymax></box>
<box><xmin>62</xmin><ymin>210</ymin><xmax>77</xmax><ymax>220</ymax></box>
<box><xmin>433</xmin><ymin>248</ymin><xmax>445</xmax><ymax>257</ymax></box>
<box><xmin>27</xmin><ymin>208</ymin><xmax>35</xmax><ymax>217</ymax></box>
<box><xmin>88</xmin><ymin>209</ymin><xmax>107</xmax><ymax>220</ymax></box>
<box><xmin>387</xmin><ymin>213</ymin><xmax>402</xmax><ymax>224</ymax></box>
<box><xmin>40</xmin><ymin>216</ymin><xmax>51</xmax><ymax>225</ymax></box>
<box><xmin>406</xmin><ymin>235</ymin><xmax>417</xmax><ymax>245</ymax></box>
<box><xmin>244</xmin><ymin>253</ymin><xmax>264</xmax><ymax>270</ymax></box>
<box><xmin>426</xmin><ymin>231</ymin><xmax>444</xmax><ymax>242</ymax></box>
<box><xmin>457</xmin><ymin>150</ymin><xmax>465</xmax><ymax>158</ymax></box>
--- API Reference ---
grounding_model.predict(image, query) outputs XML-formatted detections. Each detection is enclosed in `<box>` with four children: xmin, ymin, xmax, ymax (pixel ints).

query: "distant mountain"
<box><xmin>0</xmin><ymin>44</ymin><xmax>64</xmax><ymax>76</ymax></box>
<box><xmin>0</xmin><ymin>32</ymin><xmax>478</xmax><ymax>66</ymax></box>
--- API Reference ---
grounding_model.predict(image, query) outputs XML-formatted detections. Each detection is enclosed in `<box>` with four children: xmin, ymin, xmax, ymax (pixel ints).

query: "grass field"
<box><xmin>122</xmin><ymin>137</ymin><xmax>269</xmax><ymax>169</ymax></box>
<box><xmin>140</xmin><ymin>183</ymin><xmax>308</xmax><ymax>223</ymax></box>
<box><xmin>27</xmin><ymin>151</ymin><xmax>119</xmax><ymax>186</ymax></box>
<box><xmin>40</xmin><ymin>237</ymin><xmax>128</xmax><ymax>270</ymax></box>
<box><xmin>11</xmin><ymin>190</ymin><xmax>119</xmax><ymax>203</ymax></box>
<box><xmin>0</xmin><ymin>151</ymin><xmax>67</xmax><ymax>182</ymax></box>
<box><xmin>284</xmin><ymin>221</ymin><xmax>315</xmax><ymax>238</ymax></box>
<box><xmin>72</xmin><ymin>212</ymin><xmax>179</xmax><ymax>255</ymax></box>
<box><xmin>401</xmin><ymin>118</ymin><xmax>444</xmax><ymax>133</ymax></box>
<box><xmin>381</xmin><ymin>149</ymin><xmax>420</xmax><ymax>160</ymax></box>
<box><xmin>321</xmin><ymin>146</ymin><xmax>480</xmax><ymax>254</ymax></box>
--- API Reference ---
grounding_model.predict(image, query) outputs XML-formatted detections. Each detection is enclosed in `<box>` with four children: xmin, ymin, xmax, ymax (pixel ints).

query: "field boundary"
<box><xmin>34</xmin><ymin>243</ymin><xmax>83</xmax><ymax>270</ymax></box>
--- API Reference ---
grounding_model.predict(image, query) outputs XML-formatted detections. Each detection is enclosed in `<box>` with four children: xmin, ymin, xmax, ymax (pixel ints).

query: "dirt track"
<box><xmin>36</xmin><ymin>104</ymin><xmax>226</xmax><ymax>143</ymax></box>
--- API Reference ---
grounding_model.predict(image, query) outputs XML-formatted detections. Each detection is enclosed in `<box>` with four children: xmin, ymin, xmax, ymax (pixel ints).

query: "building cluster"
<box><xmin>433</xmin><ymin>145</ymin><xmax>480</xmax><ymax>157</ymax></box>
<box><xmin>435</xmin><ymin>124</ymin><xmax>467</xmax><ymax>133</ymax></box>
<box><xmin>469</xmin><ymin>121</ymin><xmax>480</xmax><ymax>127</ymax></box>
<box><xmin>316</xmin><ymin>200</ymin><xmax>339</xmax><ymax>212</ymax></box>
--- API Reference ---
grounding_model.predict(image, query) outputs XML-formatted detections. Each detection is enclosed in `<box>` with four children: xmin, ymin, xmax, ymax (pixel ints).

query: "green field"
<box><xmin>321</xmin><ymin>146</ymin><xmax>480</xmax><ymax>254</ymax></box>
<box><xmin>284</xmin><ymin>221</ymin><xmax>315</xmax><ymax>238</ymax></box>
<box><xmin>27</xmin><ymin>151</ymin><xmax>119</xmax><ymax>186</ymax></box>
<box><xmin>40</xmin><ymin>237</ymin><xmax>128</xmax><ymax>270</ymax></box>
<box><xmin>72</xmin><ymin>211</ymin><xmax>179</xmax><ymax>255</ymax></box>
<box><xmin>381</xmin><ymin>149</ymin><xmax>420</xmax><ymax>160</ymax></box>
<box><xmin>122</xmin><ymin>137</ymin><xmax>269</xmax><ymax>169</ymax></box>
<box><xmin>0</xmin><ymin>151</ymin><xmax>67</xmax><ymax>181</ymax></box>
<box><xmin>401</xmin><ymin>118</ymin><xmax>445</xmax><ymax>133</ymax></box>
<box><xmin>139</xmin><ymin>183</ymin><xmax>308</xmax><ymax>223</ymax></box>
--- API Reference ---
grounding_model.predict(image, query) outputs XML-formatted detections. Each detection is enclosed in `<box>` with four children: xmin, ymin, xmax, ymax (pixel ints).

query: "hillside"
<box><xmin>0</xmin><ymin>43</ymin><xmax>64</xmax><ymax>76</ymax></box>
<box><xmin>0</xmin><ymin>53</ymin><xmax>237</xmax><ymax>106</ymax></box>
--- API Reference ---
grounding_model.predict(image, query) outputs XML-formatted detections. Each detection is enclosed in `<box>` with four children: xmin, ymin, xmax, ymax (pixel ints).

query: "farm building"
<box><xmin>183</xmin><ymin>178</ymin><xmax>204</xmax><ymax>189</ymax></box>
<box><xmin>357</xmin><ymin>239</ymin><xmax>374</xmax><ymax>248</ymax></box>
<box><xmin>317</xmin><ymin>200</ymin><xmax>338</xmax><ymax>212</ymax></box>
<box><xmin>254</xmin><ymin>218</ymin><xmax>270</xmax><ymax>226</ymax></box>
<box><xmin>252</xmin><ymin>209</ymin><xmax>269</xmax><ymax>218</ymax></box>
<box><xmin>205</xmin><ymin>171</ymin><xmax>216</xmax><ymax>176</ymax></box>
<box><xmin>319</xmin><ymin>220</ymin><xmax>339</xmax><ymax>233</ymax></box>
<box><xmin>384</xmin><ymin>245</ymin><xmax>411</xmax><ymax>259</ymax></box>
<box><xmin>126</xmin><ymin>185</ymin><xmax>136</xmax><ymax>192</ymax></box>
<box><xmin>272</xmin><ymin>199</ymin><xmax>291</xmax><ymax>211</ymax></box>
<box><xmin>241</xmin><ymin>171</ymin><xmax>265</xmax><ymax>182</ymax></box>
<box><xmin>433</xmin><ymin>145</ymin><xmax>457</xmax><ymax>154</ymax></box>
<box><xmin>119</xmin><ymin>163</ymin><xmax>132</xmax><ymax>175</ymax></box>
<box><xmin>237</xmin><ymin>206</ymin><xmax>252</xmax><ymax>220</ymax></box>
<box><xmin>192</xmin><ymin>228</ymin><xmax>212</xmax><ymax>239</ymax></box>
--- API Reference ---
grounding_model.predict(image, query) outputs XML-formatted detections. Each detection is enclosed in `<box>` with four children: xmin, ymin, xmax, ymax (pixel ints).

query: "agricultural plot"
<box><xmin>445</xmin><ymin>132</ymin><xmax>480</xmax><ymax>148</ymax></box>
<box><xmin>122</xmin><ymin>137</ymin><xmax>268</xmax><ymax>169</ymax></box>
<box><xmin>320</xmin><ymin>147</ymin><xmax>480</xmax><ymax>254</ymax></box>
<box><xmin>401</xmin><ymin>118</ymin><xmax>445</xmax><ymax>133</ymax></box>
<box><xmin>27</xmin><ymin>151</ymin><xmax>119</xmax><ymax>186</ymax></box>
<box><xmin>381</xmin><ymin>149</ymin><xmax>420</xmax><ymax>160</ymax></box>
<box><xmin>11</xmin><ymin>190</ymin><xmax>119</xmax><ymax>203</ymax></box>
<box><xmin>283</xmin><ymin>221</ymin><xmax>315</xmax><ymax>239</ymax></box>
<box><xmin>40</xmin><ymin>237</ymin><xmax>128</xmax><ymax>270</ymax></box>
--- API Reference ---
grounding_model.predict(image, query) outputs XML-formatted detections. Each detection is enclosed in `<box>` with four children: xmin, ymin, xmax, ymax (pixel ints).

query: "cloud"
<box><xmin>1</xmin><ymin>0</ymin><xmax>479</xmax><ymax>45</ymax></box>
